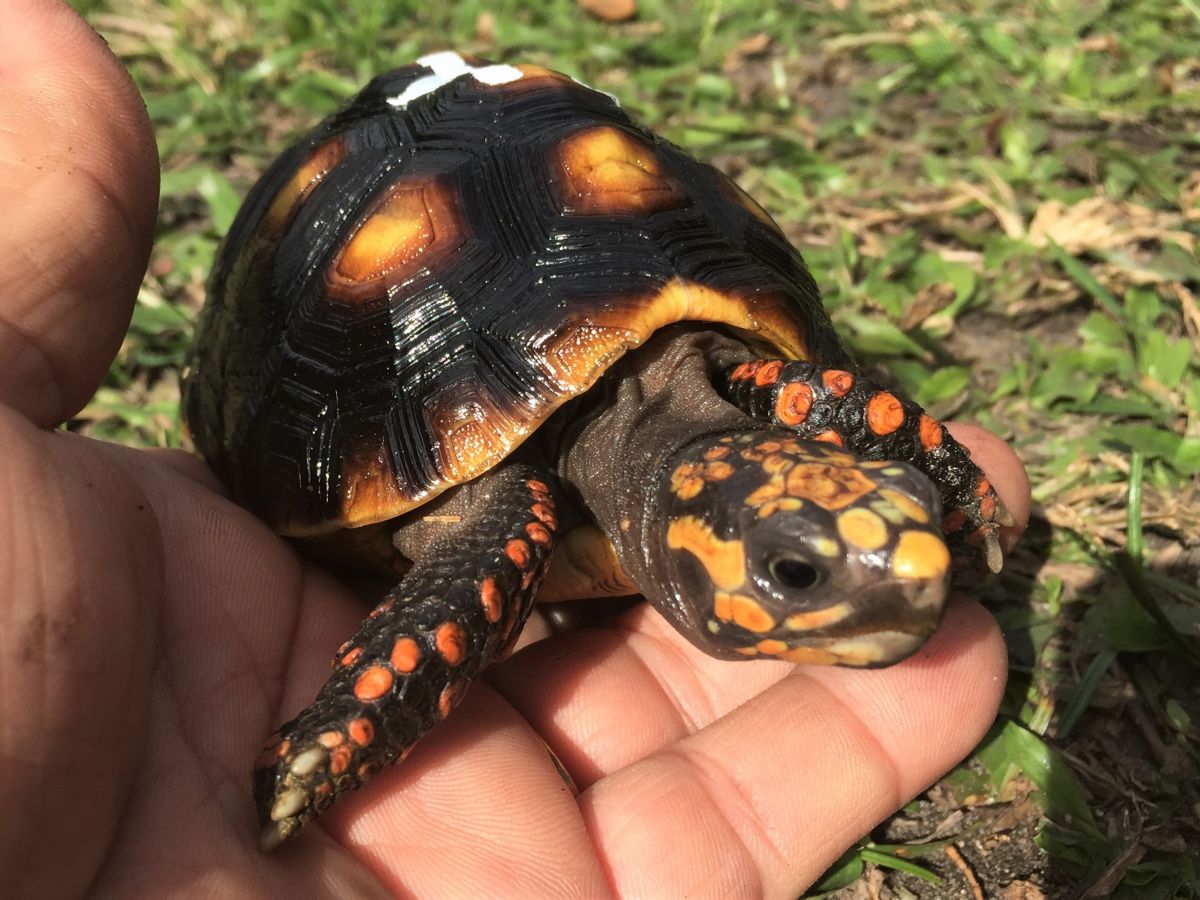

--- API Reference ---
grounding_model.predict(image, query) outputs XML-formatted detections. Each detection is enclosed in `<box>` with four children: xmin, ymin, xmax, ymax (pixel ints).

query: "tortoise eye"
<box><xmin>768</xmin><ymin>554</ymin><xmax>821</xmax><ymax>591</ymax></box>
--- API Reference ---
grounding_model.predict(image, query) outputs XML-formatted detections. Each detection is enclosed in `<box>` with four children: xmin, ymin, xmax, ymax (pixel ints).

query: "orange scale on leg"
<box><xmin>317</xmin><ymin>731</ymin><xmax>344</xmax><ymax>749</ymax></box>
<box><xmin>526</xmin><ymin>522</ymin><xmax>552</xmax><ymax>545</ymax></box>
<box><xmin>754</xmin><ymin>361</ymin><xmax>783</xmax><ymax>387</ymax></box>
<box><xmin>435</xmin><ymin>621</ymin><xmax>468</xmax><ymax>666</ymax></box>
<box><xmin>348</xmin><ymin>717</ymin><xmax>375</xmax><ymax>748</ymax></box>
<box><xmin>353</xmin><ymin>665</ymin><xmax>395</xmax><ymax>701</ymax></box>
<box><xmin>775</xmin><ymin>381</ymin><xmax>814</xmax><ymax>426</ymax></box>
<box><xmin>338</xmin><ymin>646</ymin><xmax>364</xmax><ymax>668</ymax></box>
<box><xmin>390</xmin><ymin>636</ymin><xmax>421</xmax><ymax>673</ymax></box>
<box><xmin>812</xmin><ymin>429</ymin><xmax>845</xmax><ymax>446</ymax></box>
<box><xmin>505</xmin><ymin>538</ymin><xmax>531</xmax><ymax>569</ymax></box>
<box><xmin>479</xmin><ymin>576</ymin><xmax>504</xmax><ymax>624</ymax></box>
<box><xmin>821</xmin><ymin>370</ymin><xmax>855</xmax><ymax>397</ymax></box>
<box><xmin>531</xmin><ymin>502</ymin><xmax>557</xmax><ymax>529</ymax></box>
<box><xmin>329</xmin><ymin>744</ymin><xmax>353</xmax><ymax>776</ymax></box>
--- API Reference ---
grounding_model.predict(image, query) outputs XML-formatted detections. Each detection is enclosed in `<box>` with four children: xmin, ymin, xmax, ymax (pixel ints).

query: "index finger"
<box><xmin>0</xmin><ymin>0</ymin><xmax>158</xmax><ymax>427</ymax></box>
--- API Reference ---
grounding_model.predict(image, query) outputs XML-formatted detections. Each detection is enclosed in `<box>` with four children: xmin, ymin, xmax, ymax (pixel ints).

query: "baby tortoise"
<box><xmin>181</xmin><ymin>51</ymin><xmax>1011</xmax><ymax>851</ymax></box>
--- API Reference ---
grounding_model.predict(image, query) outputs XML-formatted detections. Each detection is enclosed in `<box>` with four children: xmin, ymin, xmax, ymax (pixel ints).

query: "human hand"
<box><xmin>0</xmin><ymin>2</ymin><xmax>1030</xmax><ymax>897</ymax></box>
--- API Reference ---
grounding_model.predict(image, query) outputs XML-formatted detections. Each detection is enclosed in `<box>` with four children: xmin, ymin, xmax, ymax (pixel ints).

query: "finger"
<box><xmin>315</xmin><ymin>685</ymin><xmax>611</xmax><ymax>898</ymax></box>
<box><xmin>582</xmin><ymin>600</ymin><xmax>1005</xmax><ymax>898</ymax></box>
<box><xmin>0</xmin><ymin>411</ymin><xmax>162</xmax><ymax>898</ymax></box>
<box><xmin>491</xmin><ymin>427</ymin><xmax>1028</xmax><ymax>783</ymax></box>
<box><xmin>0</xmin><ymin>0</ymin><xmax>158</xmax><ymax>427</ymax></box>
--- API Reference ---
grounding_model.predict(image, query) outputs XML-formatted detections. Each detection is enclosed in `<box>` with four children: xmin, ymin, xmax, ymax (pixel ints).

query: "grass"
<box><xmin>76</xmin><ymin>0</ymin><xmax>1200</xmax><ymax>896</ymax></box>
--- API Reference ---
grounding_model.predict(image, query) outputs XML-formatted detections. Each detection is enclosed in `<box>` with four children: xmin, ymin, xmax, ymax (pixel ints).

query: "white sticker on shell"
<box><xmin>387</xmin><ymin>51</ymin><xmax>524</xmax><ymax>109</ymax></box>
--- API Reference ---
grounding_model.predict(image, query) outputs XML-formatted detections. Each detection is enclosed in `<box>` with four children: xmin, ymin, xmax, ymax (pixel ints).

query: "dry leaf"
<box><xmin>578</xmin><ymin>0</ymin><xmax>636</xmax><ymax>22</ymax></box>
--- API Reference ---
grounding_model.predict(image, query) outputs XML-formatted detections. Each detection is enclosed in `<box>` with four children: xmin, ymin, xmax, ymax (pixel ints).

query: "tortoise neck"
<box><xmin>556</xmin><ymin>327</ymin><xmax>755</xmax><ymax>594</ymax></box>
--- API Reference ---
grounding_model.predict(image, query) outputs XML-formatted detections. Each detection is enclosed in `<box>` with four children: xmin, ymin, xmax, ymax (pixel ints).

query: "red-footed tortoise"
<box><xmin>181</xmin><ymin>51</ymin><xmax>1011</xmax><ymax>850</ymax></box>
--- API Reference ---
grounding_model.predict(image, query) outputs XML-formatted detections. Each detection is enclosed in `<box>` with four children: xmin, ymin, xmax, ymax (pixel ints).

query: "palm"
<box><xmin>1</xmin><ymin>4</ymin><xmax>1028</xmax><ymax>898</ymax></box>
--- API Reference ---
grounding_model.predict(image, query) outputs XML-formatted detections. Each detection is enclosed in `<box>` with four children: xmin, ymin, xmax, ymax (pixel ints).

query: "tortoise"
<box><xmin>182</xmin><ymin>51</ymin><xmax>1011</xmax><ymax>851</ymax></box>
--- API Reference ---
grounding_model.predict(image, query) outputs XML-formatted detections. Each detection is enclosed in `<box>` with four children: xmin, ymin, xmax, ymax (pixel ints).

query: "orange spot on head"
<box><xmin>348</xmin><ymin>717</ymin><xmax>375</xmax><ymax>748</ymax></box>
<box><xmin>329</xmin><ymin>744</ymin><xmax>352</xmax><ymax>776</ymax></box>
<box><xmin>731</xmin><ymin>594</ymin><xmax>776</xmax><ymax>633</ymax></box>
<box><xmin>666</xmin><ymin>516</ymin><xmax>746</xmax><ymax>592</ymax></box>
<box><xmin>505</xmin><ymin>538</ymin><xmax>531</xmax><ymax>569</ymax></box>
<box><xmin>756</xmin><ymin>639</ymin><xmax>789</xmax><ymax>655</ymax></box>
<box><xmin>339</xmin><ymin>646</ymin><xmax>364</xmax><ymax>668</ymax></box>
<box><xmin>526</xmin><ymin>521</ymin><xmax>552</xmax><ymax>545</ymax></box>
<box><xmin>703</xmin><ymin>460</ymin><xmax>734</xmax><ymax>481</ymax></box>
<box><xmin>822</xmin><ymin>370</ymin><xmax>855</xmax><ymax>397</ymax></box>
<box><xmin>353</xmin><ymin>665</ymin><xmax>394</xmax><ymax>701</ymax></box>
<box><xmin>754</xmin><ymin>360</ymin><xmax>783</xmax><ymax>387</ymax></box>
<box><xmin>785</xmin><ymin>463</ymin><xmax>877</xmax><ymax>509</ymax></box>
<box><xmin>918</xmin><ymin>414</ymin><xmax>943</xmax><ymax>450</ymax></box>
<box><xmin>892</xmin><ymin>530</ymin><xmax>951</xmax><ymax>581</ymax></box>
<box><xmin>836</xmin><ymin>507</ymin><xmax>889</xmax><ymax>551</ymax></box>
<box><xmin>777</xmin><ymin>379</ymin><xmax>816</xmax><ymax>424</ymax></box>
<box><xmin>703</xmin><ymin>445</ymin><xmax>731</xmax><ymax>461</ymax></box>
<box><xmin>480</xmin><ymin>576</ymin><xmax>503</xmax><ymax>624</ymax></box>
<box><xmin>390</xmin><ymin>637</ymin><xmax>421</xmax><ymax>673</ymax></box>
<box><xmin>714</xmin><ymin>591</ymin><xmax>733</xmax><ymax>621</ymax></box>
<box><xmin>435</xmin><ymin>621</ymin><xmax>468</xmax><ymax>666</ymax></box>
<box><xmin>866</xmin><ymin>392</ymin><xmax>905</xmax><ymax>436</ymax></box>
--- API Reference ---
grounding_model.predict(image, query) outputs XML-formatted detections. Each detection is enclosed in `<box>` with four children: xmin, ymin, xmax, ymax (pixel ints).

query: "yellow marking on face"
<box><xmin>785</xmin><ymin>463</ymin><xmax>878</xmax><ymax>510</ymax></box>
<box><xmin>745</xmin><ymin>480</ymin><xmax>783</xmax><ymax>507</ymax></box>
<box><xmin>731</xmin><ymin>594</ymin><xmax>776</xmax><ymax>633</ymax></box>
<box><xmin>667</xmin><ymin>516</ymin><xmax>746</xmax><ymax>591</ymax></box>
<box><xmin>784</xmin><ymin>602</ymin><xmax>852</xmax><ymax>631</ymax></box>
<box><xmin>756</xmin><ymin>497</ymin><xmax>803</xmax><ymax>519</ymax></box>
<box><xmin>756</xmin><ymin>639</ymin><xmax>789</xmax><ymax>655</ymax></box>
<box><xmin>713</xmin><ymin>590</ymin><xmax>734</xmax><ymax>621</ymax></box>
<box><xmin>670</xmin><ymin>462</ymin><xmax>705</xmax><ymax>500</ymax></box>
<box><xmin>779</xmin><ymin>646</ymin><xmax>841</xmax><ymax>665</ymax></box>
<box><xmin>836</xmin><ymin>507</ymin><xmax>888</xmax><ymax>551</ymax></box>
<box><xmin>814</xmin><ymin>536</ymin><xmax>840</xmax><ymax>558</ymax></box>
<box><xmin>761</xmin><ymin>454</ymin><xmax>794</xmax><ymax>476</ymax></box>
<box><xmin>734</xmin><ymin>647</ymin><xmax>760</xmax><ymax>657</ymax></box>
<box><xmin>879</xmin><ymin>489</ymin><xmax>930</xmax><ymax>524</ymax></box>
<box><xmin>892</xmin><ymin>530</ymin><xmax>951</xmax><ymax>580</ymax></box>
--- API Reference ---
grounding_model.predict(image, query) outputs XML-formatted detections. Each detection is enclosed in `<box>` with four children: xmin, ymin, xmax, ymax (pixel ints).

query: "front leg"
<box><xmin>253</xmin><ymin>462</ymin><xmax>559</xmax><ymax>850</ymax></box>
<box><xmin>721</xmin><ymin>360</ymin><xmax>1012</xmax><ymax>574</ymax></box>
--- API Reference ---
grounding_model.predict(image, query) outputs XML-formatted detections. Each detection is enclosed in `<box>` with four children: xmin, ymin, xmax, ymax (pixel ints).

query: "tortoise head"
<box><xmin>649</xmin><ymin>429</ymin><xmax>951</xmax><ymax>666</ymax></box>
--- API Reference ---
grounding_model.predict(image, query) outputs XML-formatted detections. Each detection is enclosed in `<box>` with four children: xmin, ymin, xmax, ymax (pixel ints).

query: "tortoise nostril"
<box><xmin>768</xmin><ymin>555</ymin><xmax>821</xmax><ymax>591</ymax></box>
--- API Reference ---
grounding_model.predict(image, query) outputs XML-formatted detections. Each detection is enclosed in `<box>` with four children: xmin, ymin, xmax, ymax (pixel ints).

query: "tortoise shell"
<box><xmin>182</xmin><ymin>52</ymin><xmax>847</xmax><ymax>536</ymax></box>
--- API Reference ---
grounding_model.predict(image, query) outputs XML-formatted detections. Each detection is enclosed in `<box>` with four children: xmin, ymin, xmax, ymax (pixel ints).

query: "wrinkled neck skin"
<box><xmin>556</xmin><ymin>328</ymin><xmax>758</xmax><ymax>621</ymax></box>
